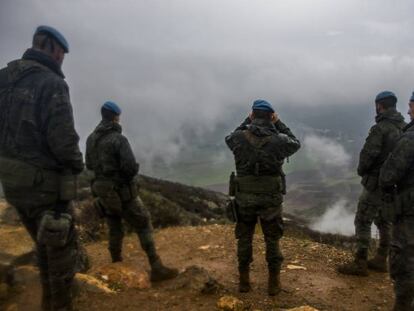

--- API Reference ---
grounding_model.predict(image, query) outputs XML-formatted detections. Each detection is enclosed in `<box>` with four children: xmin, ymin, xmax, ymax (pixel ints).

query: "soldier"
<box><xmin>0</xmin><ymin>26</ymin><xmax>83</xmax><ymax>310</ymax></box>
<box><xmin>379</xmin><ymin>92</ymin><xmax>414</xmax><ymax>310</ymax></box>
<box><xmin>225</xmin><ymin>99</ymin><xmax>300</xmax><ymax>296</ymax></box>
<box><xmin>338</xmin><ymin>91</ymin><xmax>406</xmax><ymax>276</ymax></box>
<box><xmin>85</xmin><ymin>101</ymin><xmax>178</xmax><ymax>282</ymax></box>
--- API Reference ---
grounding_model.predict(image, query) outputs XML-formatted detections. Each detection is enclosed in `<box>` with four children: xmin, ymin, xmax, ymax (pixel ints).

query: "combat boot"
<box><xmin>268</xmin><ymin>269</ymin><xmax>281</xmax><ymax>296</ymax></box>
<box><xmin>41</xmin><ymin>291</ymin><xmax>52</xmax><ymax>311</ymax></box>
<box><xmin>40</xmin><ymin>272</ymin><xmax>52</xmax><ymax>311</ymax></box>
<box><xmin>337</xmin><ymin>249</ymin><xmax>368</xmax><ymax>276</ymax></box>
<box><xmin>393</xmin><ymin>298</ymin><xmax>414</xmax><ymax>311</ymax></box>
<box><xmin>238</xmin><ymin>268</ymin><xmax>251</xmax><ymax>293</ymax></box>
<box><xmin>367</xmin><ymin>247</ymin><xmax>388</xmax><ymax>272</ymax></box>
<box><xmin>393</xmin><ymin>285</ymin><xmax>414</xmax><ymax>311</ymax></box>
<box><xmin>150</xmin><ymin>259</ymin><xmax>179</xmax><ymax>282</ymax></box>
<box><xmin>110</xmin><ymin>253</ymin><xmax>123</xmax><ymax>263</ymax></box>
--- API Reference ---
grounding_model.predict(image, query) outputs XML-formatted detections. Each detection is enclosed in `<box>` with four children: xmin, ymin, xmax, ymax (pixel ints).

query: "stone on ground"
<box><xmin>93</xmin><ymin>262</ymin><xmax>150</xmax><ymax>290</ymax></box>
<box><xmin>217</xmin><ymin>295</ymin><xmax>244</xmax><ymax>311</ymax></box>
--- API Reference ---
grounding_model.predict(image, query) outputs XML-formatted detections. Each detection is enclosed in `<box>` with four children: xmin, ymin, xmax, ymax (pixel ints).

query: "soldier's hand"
<box><xmin>271</xmin><ymin>113</ymin><xmax>279</xmax><ymax>123</ymax></box>
<box><xmin>248</xmin><ymin>112</ymin><xmax>253</xmax><ymax>121</ymax></box>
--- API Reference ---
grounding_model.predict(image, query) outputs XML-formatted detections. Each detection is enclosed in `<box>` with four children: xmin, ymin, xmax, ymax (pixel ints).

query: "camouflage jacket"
<box><xmin>357</xmin><ymin>108</ymin><xmax>406</xmax><ymax>181</ymax></box>
<box><xmin>380</xmin><ymin>121</ymin><xmax>414</xmax><ymax>192</ymax></box>
<box><xmin>0</xmin><ymin>49</ymin><xmax>83</xmax><ymax>173</ymax></box>
<box><xmin>85</xmin><ymin>120</ymin><xmax>139</xmax><ymax>185</ymax></box>
<box><xmin>225</xmin><ymin>118</ymin><xmax>300</xmax><ymax>177</ymax></box>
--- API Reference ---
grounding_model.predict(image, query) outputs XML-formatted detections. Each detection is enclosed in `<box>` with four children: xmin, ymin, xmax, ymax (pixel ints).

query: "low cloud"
<box><xmin>310</xmin><ymin>199</ymin><xmax>355</xmax><ymax>236</ymax></box>
<box><xmin>303</xmin><ymin>134</ymin><xmax>351</xmax><ymax>168</ymax></box>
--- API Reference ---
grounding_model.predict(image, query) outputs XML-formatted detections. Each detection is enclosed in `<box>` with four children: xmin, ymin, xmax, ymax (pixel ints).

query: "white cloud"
<box><xmin>303</xmin><ymin>135</ymin><xmax>351</xmax><ymax>167</ymax></box>
<box><xmin>310</xmin><ymin>199</ymin><xmax>355</xmax><ymax>236</ymax></box>
<box><xmin>1</xmin><ymin>0</ymin><xmax>414</xmax><ymax>168</ymax></box>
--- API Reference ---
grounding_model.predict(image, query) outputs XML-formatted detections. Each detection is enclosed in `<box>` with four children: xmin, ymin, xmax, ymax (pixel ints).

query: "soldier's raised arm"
<box><xmin>273</xmin><ymin>119</ymin><xmax>296</xmax><ymax>139</ymax></box>
<box><xmin>274</xmin><ymin>131</ymin><xmax>301</xmax><ymax>159</ymax></box>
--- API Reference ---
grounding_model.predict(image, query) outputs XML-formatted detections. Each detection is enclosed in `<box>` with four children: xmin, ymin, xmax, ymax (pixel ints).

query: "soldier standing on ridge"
<box><xmin>338</xmin><ymin>91</ymin><xmax>406</xmax><ymax>276</ymax></box>
<box><xmin>0</xmin><ymin>26</ymin><xmax>83</xmax><ymax>311</ymax></box>
<box><xmin>379</xmin><ymin>92</ymin><xmax>414</xmax><ymax>310</ymax></box>
<box><xmin>85</xmin><ymin>101</ymin><xmax>178</xmax><ymax>282</ymax></box>
<box><xmin>225</xmin><ymin>100</ymin><xmax>300</xmax><ymax>296</ymax></box>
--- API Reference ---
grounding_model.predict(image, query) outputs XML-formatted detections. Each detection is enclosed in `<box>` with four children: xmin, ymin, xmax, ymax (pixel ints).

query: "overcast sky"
<box><xmin>1</xmin><ymin>0</ymin><xmax>414</xmax><ymax>168</ymax></box>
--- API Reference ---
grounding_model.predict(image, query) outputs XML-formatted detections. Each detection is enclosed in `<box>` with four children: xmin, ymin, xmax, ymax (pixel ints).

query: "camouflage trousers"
<box><xmin>391</xmin><ymin>214</ymin><xmax>414</xmax><ymax>305</ymax></box>
<box><xmin>354</xmin><ymin>188</ymin><xmax>391</xmax><ymax>252</ymax></box>
<box><xmin>105</xmin><ymin>196</ymin><xmax>158</xmax><ymax>264</ymax></box>
<box><xmin>235</xmin><ymin>192</ymin><xmax>284</xmax><ymax>271</ymax></box>
<box><xmin>3</xmin><ymin>185</ymin><xmax>78</xmax><ymax>310</ymax></box>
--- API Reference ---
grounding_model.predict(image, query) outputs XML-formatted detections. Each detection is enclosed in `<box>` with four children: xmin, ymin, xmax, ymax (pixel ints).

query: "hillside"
<box><xmin>0</xmin><ymin>176</ymin><xmax>393</xmax><ymax>311</ymax></box>
<box><xmin>0</xmin><ymin>219</ymin><xmax>393</xmax><ymax>311</ymax></box>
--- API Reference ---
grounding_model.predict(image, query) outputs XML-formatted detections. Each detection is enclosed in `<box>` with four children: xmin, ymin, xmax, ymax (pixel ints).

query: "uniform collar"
<box><xmin>22</xmin><ymin>48</ymin><xmax>65</xmax><ymax>78</ymax></box>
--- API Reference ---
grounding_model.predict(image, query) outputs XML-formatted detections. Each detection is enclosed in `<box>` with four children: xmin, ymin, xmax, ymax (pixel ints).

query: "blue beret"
<box><xmin>252</xmin><ymin>99</ymin><xmax>274</xmax><ymax>113</ymax></box>
<box><xmin>375</xmin><ymin>91</ymin><xmax>397</xmax><ymax>103</ymax></box>
<box><xmin>35</xmin><ymin>25</ymin><xmax>69</xmax><ymax>53</ymax></box>
<box><xmin>410</xmin><ymin>92</ymin><xmax>414</xmax><ymax>102</ymax></box>
<box><xmin>102</xmin><ymin>101</ymin><xmax>122</xmax><ymax>115</ymax></box>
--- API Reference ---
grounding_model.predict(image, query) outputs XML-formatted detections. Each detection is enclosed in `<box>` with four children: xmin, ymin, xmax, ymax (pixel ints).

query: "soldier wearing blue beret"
<box><xmin>0</xmin><ymin>26</ymin><xmax>82</xmax><ymax>310</ymax></box>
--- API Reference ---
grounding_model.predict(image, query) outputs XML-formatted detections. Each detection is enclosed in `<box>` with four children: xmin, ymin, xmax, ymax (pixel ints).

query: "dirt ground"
<box><xmin>1</xmin><ymin>215</ymin><xmax>394</xmax><ymax>311</ymax></box>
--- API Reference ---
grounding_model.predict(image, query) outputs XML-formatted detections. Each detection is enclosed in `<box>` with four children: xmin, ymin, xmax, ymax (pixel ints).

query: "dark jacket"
<box><xmin>225</xmin><ymin>118</ymin><xmax>300</xmax><ymax>177</ymax></box>
<box><xmin>85</xmin><ymin>120</ymin><xmax>139</xmax><ymax>185</ymax></box>
<box><xmin>0</xmin><ymin>49</ymin><xmax>83</xmax><ymax>174</ymax></box>
<box><xmin>357</xmin><ymin>108</ymin><xmax>406</xmax><ymax>187</ymax></box>
<box><xmin>380</xmin><ymin>121</ymin><xmax>414</xmax><ymax>192</ymax></box>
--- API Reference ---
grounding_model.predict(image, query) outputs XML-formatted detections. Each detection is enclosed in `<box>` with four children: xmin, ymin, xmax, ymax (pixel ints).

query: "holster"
<box><xmin>226</xmin><ymin>198</ymin><xmax>239</xmax><ymax>223</ymax></box>
<box><xmin>227</xmin><ymin>172</ymin><xmax>239</xmax><ymax>223</ymax></box>
<box><xmin>37</xmin><ymin>203</ymin><xmax>72</xmax><ymax>248</ymax></box>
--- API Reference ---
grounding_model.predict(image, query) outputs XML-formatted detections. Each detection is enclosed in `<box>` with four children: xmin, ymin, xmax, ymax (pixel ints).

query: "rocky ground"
<box><xmin>0</xmin><ymin>200</ymin><xmax>394</xmax><ymax>311</ymax></box>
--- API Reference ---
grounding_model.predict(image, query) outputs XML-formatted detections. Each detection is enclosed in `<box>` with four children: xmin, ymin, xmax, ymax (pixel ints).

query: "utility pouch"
<box><xmin>0</xmin><ymin>156</ymin><xmax>40</xmax><ymax>187</ymax></box>
<box><xmin>37</xmin><ymin>209</ymin><xmax>72</xmax><ymax>248</ymax></box>
<box><xmin>226</xmin><ymin>198</ymin><xmax>239</xmax><ymax>223</ymax></box>
<box><xmin>59</xmin><ymin>174</ymin><xmax>77</xmax><ymax>201</ymax></box>
<box><xmin>92</xmin><ymin>179</ymin><xmax>123</xmax><ymax>215</ymax></box>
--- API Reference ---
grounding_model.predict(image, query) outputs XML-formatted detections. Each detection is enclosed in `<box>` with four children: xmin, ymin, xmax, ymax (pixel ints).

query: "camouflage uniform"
<box><xmin>86</xmin><ymin>120</ymin><xmax>177</xmax><ymax>280</ymax></box>
<box><xmin>339</xmin><ymin>108</ymin><xmax>405</xmax><ymax>275</ymax></box>
<box><xmin>0</xmin><ymin>49</ymin><xmax>84</xmax><ymax>310</ymax></box>
<box><xmin>225</xmin><ymin>117</ymin><xmax>300</xmax><ymax>294</ymax></box>
<box><xmin>380</xmin><ymin>120</ymin><xmax>414</xmax><ymax>310</ymax></box>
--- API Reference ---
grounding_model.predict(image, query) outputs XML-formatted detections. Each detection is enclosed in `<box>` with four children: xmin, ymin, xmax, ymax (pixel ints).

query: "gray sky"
<box><xmin>1</xmin><ymin>0</ymin><xmax>414</xmax><ymax>170</ymax></box>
